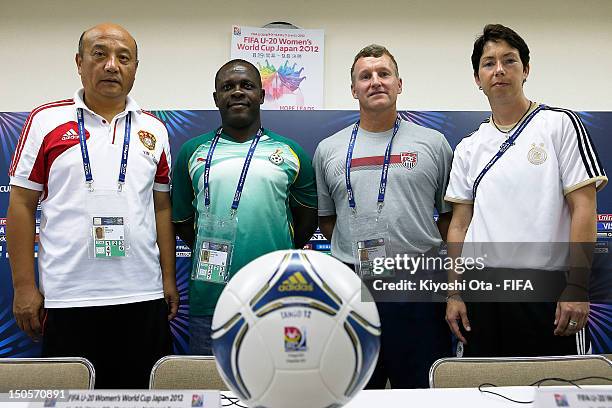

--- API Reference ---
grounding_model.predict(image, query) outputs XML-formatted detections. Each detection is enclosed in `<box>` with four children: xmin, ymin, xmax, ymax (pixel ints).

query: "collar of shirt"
<box><xmin>73</xmin><ymin>88</ymin><xmax>141</xmax><ymax>120</ymax></box>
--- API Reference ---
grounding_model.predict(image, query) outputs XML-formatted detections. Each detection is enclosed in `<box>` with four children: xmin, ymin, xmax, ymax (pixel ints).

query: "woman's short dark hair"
<box><xmin>471</xmin><ymin>24</ymin><xmax>530</xmax><ymax>75</ymax></box>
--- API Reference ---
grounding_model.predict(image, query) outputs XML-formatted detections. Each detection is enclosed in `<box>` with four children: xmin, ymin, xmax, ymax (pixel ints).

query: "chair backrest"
<box><xmin>0</xmin><ymin>357</ymin><xmax>95</xmax><ymax>392</ymax></box>
<box><xmin>149</xmin><ymin>355</ymin><xmax>228</xmax><ymax>390</ymax></box>
<box><xmin>429</xmin><ymin>355</ymin><xmax>612</xmax><ymax>388</ymax></box>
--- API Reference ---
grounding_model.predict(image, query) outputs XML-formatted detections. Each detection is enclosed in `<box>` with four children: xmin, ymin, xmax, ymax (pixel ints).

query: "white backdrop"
<box><xmin>1</xmin><ymin>0</ymin><xmax>611</xmax><ymax>111</ymax></box>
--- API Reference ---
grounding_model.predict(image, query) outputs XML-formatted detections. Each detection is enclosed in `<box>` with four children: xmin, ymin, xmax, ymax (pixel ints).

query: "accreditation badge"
<box><xmin>193</xmin><ymin>213</ymin><xmax>237</xmax><ymax>284</ymax></box>
<box><xmin>86</xmin><ymin>189</ymin><xmax>130</xmax><ymax>259</ymax></box>
<box><xmin>92</xmin><ymin>217</ymin><xmax>126</xmax><ymax>257</ymax></box>
<box><xmin>349</xmin><ymin>212</ymin><xmax>393</xmax><ymax>278</ymax></box>
<box><xmin>356</xmin><ymin>238</ymin><xmax>387</xmax><ymax>276</ymax></box>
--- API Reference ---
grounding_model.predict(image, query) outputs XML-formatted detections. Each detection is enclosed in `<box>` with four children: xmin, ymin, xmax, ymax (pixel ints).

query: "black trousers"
<box><xmin>342</xmin><ymin>262</ymin><xmax>453</xmax><ymax>388</ymax></box>
<box><xmin>42</xmin><ymin>298</ymin><xmax>172</xmax><ymax>389</ymax></box>
<box><xmin>365</xmin><ymin>301</ymin><xmax>452</xmax><ymax>389</ymax></box>
<box><xmin>462</xmin><ymin>302</ymin><xmax>581</xmax><ymax>357</ymax></box>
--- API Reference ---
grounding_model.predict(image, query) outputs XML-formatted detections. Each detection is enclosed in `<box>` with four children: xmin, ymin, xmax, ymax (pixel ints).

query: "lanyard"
<box><xmin>77</xmin><ymin>108</ymin><xmax>131</xmax><ymax>192</ymax></box>
<box><xmin>472</xmin><ymin>104</ymin><xmax>544</xmax><ymax>199</ymax></box>
<box><xmin>203</xmin><ymin>127</ymin><xmax>264</xmax><ymax>216</ymax></box>
<box><xmin>345</xmin><ymin>116</ymin><xmax>401</xmax><ymax>213</ymax></box>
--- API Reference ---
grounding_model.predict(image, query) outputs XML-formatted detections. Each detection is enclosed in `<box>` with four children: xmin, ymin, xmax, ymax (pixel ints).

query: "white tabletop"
<box><xmin>220</xmin><ymin>385</ymin><xmax>612</xmax><ymax>408</ymax></box>
<box><xmin>4</xmin><ymin>387</ymin><xmax>610</xmax><ymax>408</ymax></box>
<box><xmin>342</xmin><ymin>386</ymin><xmax>612</xmax><ymax>408</ymax></box>
<box><xmin>345</xmin><ymin>387</ymin><xmax>537</xmax><ymax>407</ymax></box>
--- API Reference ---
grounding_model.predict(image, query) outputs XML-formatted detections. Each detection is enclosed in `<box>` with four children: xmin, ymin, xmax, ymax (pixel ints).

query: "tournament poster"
<box><xmin>230</xmin><ymin>25</ymin><xmax>324</xmax><ymax>111</ymax></box>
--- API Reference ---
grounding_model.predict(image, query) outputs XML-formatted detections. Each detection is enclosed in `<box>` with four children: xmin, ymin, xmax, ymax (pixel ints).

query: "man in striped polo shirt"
<box><xmin>313</xmin><ymin>45</ymin><xmax>454</xmax><ymax>388</ymax></box>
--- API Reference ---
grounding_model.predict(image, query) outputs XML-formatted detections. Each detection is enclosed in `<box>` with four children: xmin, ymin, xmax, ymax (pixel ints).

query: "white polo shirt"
<box><xmin>445</xmin><ymin>106</ymin><xmax>607</xmax><ymax>268</ymax></box>
<box><xmin>9</xmin><ymin>89</ymin><xmax>172</xmax><ymax>307</ymax></box>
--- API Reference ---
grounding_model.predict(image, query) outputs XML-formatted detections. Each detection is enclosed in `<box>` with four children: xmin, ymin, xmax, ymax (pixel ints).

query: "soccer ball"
<box><xmin>212</xmin><ymin>250</ymin><xmax>381</xmax><ymax>408</ymax></box>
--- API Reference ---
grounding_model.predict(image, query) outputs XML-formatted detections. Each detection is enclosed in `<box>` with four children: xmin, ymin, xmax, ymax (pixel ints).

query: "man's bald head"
<box><xmin>78</xmin><ymin>23</ymin><xmax>138</xmax><ymax>60</ymax></box>
<box><xmin>215</xmin><ymin>59</ymin><xmax>261</xmax><ymax>89</ymax></box>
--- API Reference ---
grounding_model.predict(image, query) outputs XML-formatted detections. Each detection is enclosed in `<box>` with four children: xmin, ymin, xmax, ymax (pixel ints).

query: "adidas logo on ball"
<box><xmin>278</xmin><ymin>271</ymin><xmax>314</xmax><ymax>292</ymax></box>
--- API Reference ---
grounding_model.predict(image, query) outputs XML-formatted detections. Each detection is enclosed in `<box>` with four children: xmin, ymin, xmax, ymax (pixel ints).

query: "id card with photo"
<box><xmin>192</xmin><ymin>209</ymin><xmax>237</xmax><ymax>284</ymax></box>
<box><xmin>349</xmin><ymin>212</ymin><xmax>392</xmax><ymax>278</ymax></box>
<box><xmin>86</xmin><ymin>189</ymin><xmax>130</xmax><ymax>260</ymax></box>
<box><xmin>196</xmin><ymin>241</ymin><xmax>232</xmax><ymax>284</ymax></box>
<box><xmin>356</xmin><ymin>238</ymin><xmax>387</xmax><ymax>277</ymax></box>
<box><xmin>92</xmin><ymin>216</ymin><xmax>126</xmax><ymax>258</ymax></box>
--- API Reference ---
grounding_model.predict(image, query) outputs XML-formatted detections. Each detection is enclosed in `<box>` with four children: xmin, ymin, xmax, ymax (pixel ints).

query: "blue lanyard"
<box><xmin>77</xmin><ymin>108</ymin><xmax>131</xmax><ymax>191</ymax></box>
<box><xmin>472</xmin><ymin>104</ymin><xmax>544</xmax><ymax>199</ymax></box>
<box><xmin>345</xmin><ymin>116</ymin><xmax>401</xmax><ymax>213</ymax></box>
<box><xmin>203</xmin><ymin>127</ymin><xmax>264</xmax><ymax>216</ymax></box>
